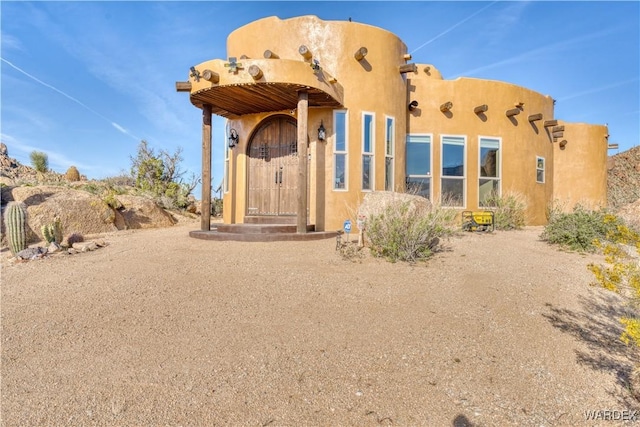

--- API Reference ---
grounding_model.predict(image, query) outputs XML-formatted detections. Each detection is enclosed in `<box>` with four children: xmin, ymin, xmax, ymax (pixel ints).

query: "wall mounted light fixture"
<box><xmin>318</xmin><ymin>121</ymin><xmax>326</xmax><ymax>141</ymax></box>
<box><xmin>228</xmin><ymin>129</ymin><xmax>239</xmax><ymax>148</ymax></box>
<box><xmin>408</xmin><ymin>100</ymin><xmax>419</xmax><ymax>111</ymax></box>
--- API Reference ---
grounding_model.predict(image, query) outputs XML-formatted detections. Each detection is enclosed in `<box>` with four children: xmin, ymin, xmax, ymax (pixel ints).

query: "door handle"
<box><xmin>278</xmin><ymin>170</ymin><xmax>283</xmax><ymax>184</ymax></box>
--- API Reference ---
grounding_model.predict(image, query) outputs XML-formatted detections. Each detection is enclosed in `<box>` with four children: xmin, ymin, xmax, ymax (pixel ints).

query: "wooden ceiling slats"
<box><xmin>190</xmin><ymin>82</ymin><xmax>342</xmax><ymax>118</ymax></box>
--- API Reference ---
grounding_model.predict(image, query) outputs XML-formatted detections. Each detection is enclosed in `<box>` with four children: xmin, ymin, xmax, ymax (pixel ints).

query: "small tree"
<box><xmin>130</xmin><ymin>140</ymin><xmax>198</xmax><ymax>209</ymax></box>
<box><xmin>30</xmin><ymin>151</ymin><xmax>48</xmax><ymax>173</ymax></box>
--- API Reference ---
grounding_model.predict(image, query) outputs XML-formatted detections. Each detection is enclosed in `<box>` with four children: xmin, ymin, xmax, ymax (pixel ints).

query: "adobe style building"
<box><xmin>177</xmin><ymin>15</ymin><xmax>609</xmax><ymax>239</ymax></box>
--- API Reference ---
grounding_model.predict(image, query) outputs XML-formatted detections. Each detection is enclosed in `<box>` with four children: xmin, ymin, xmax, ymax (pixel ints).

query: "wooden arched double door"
<box><xmin>247</xmin><ymin>116</ymin><xmax>298</xmax><ymax>216</ymax></box>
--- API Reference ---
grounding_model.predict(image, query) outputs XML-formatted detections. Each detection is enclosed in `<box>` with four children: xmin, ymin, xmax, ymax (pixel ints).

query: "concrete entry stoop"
<box><xmin>189</xmin><ymin>216</ymin><xmax>339</xmax><ymax>242</ymax></box>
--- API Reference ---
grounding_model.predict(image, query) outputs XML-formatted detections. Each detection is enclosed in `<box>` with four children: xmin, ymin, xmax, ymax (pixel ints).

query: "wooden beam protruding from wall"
<box><xmin>175</xmin><ymin>81</ymin><xmax>191</xmax><ymax>92</ymax></box>
<box><xmin>474</xmin><ymin>104</ymin><xmax>488</xmax><ymax>114</ymax></box>
<box><xmin>403</xmin><ymin>53</ymin><xmax>412</xmax><ymax>60</ymax></box>
<box><xmin>202</xmin><ymin>70</ymin><xmax>219</xmax><ymax>83</ymax></box>
<box><xmin>559</xmin><ymin>140</ymin><xmax>568</xmax><ymax>149</ymax></box>
<box><xmin>505</xmin><ymin>108</ymin><xmax>521</xmax><ymax>117</ymax></box>
<box><xmin>248</xmin><ymin>65</ymin><xmax>263</xmax><ymax>80</ymax></box>
<box><xmin>544</xmin><ymin>120</ymin><xmax>558</xmax><ymax>127</ymax></box>
<box><xmin>528</xmin><ymin>113</ymin><xmax>543</xmax><ymax>122</ymax></box>
<box><xmin>440</xmin><ymin>102</ymin><xmax>453</xmax><ymax>113</ymax></box>
<box><xmin>552</xmin><ymin>125</ymin><xmax>565</xmax><ymax>132</ymax></box>
<box><xmin>298</xmin><ymin>45</ymin><xmax>312</xmax><ymax>59</ymax></box>
<box><xmin>354</xmin><ymin>47</ymin><xmax>368</xmax><ymax>61</ymax></box>
<box><xmin>264</xmin><ymin>50</ymin><xmax>279</xmax><ymax>59</ymax></box>
<box><xmin>552</xmin><ymin>131</ymin><xmax>564</xmax><ymax>138</ymax></box>
<box><xmin>399</xmin><ymin>63</ymin><xmax>417</xmax><ymax>74</ymax></box>
<box><xmin>608</xmin><ymin>143</ymin><xmax>619</xmax><ymax>149</ymax></box>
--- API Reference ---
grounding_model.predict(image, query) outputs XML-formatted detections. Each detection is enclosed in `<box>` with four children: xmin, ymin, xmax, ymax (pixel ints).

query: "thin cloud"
<box><xmin>0</xmin><ymin>57</ymin><xmax>140</xmax><ymax>141</ymax></box>
<box><xmin>410</xmin><ymin>1</ymin><xmax>499</xmax><ymax>55</ymax></box>
<box><xmin>556</xmin><ymin>78</ymin><xmax>639</xmax><ymax>102</ymax></box>
<box><xmin>451</xmin><ymin>27</ymin><xmax>619</xmax><ymax>79</ymax></box>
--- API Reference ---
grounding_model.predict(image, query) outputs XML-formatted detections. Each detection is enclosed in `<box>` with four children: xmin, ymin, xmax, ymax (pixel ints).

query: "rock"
<box><xmin>72</xmin><ymin>241</ymin><xmax>98</xmax><ymax>252</ymax></box>
<box><xmin>115</xmin><ymin>195</ymin><xmax>177</xmax><ymax>229</ymax></box>
<box><xmin>357</xmin><ymin>191</ymin><xmax>432</xmax><ymax>220</ymax></box>
<box><xmin>7</xmin><ymin>186</ymin><xmax>117</xmax><ymax>243</ymax></box>
<box><xmin>0</xmin><ymin>143</ymin><xmax>7</xmax><ymax>156</ymax></box>
<box><xmin>16</xmin><ymin>246</ymin><xmax>47</xmax><ymax>260</ymax></box>
<box><xmin>47</xmin><ymin>242</ymin><xmax>62</xmax><ymax>253</ymax></box>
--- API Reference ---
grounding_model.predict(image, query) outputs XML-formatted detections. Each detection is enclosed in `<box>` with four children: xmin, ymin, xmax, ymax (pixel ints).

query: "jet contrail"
<box><xmin>410</xmin><ymin>1</ymin><xmax>499</xmax><ymax>55</ymax></box>
<box><xmin>556</xmin><ymin>78</ymin><xmax>639</xmax><ymax>102</ymax></box>
<box><xmin>1</xmin><ymin>57</ymin><xmax>140</xmax><ymax>141</ymax></box>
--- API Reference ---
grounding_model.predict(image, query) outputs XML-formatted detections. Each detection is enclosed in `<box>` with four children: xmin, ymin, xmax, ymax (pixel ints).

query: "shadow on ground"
<box><xmin>543</xmin><ymin>291</ymin><xmax>639</xmax><ymax>408</ymax></box>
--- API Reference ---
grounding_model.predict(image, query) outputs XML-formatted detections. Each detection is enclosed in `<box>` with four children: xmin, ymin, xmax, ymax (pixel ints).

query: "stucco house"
<box><xmin>176</xmin><ymin>15</ymin><xmax>610</xmax><ymax>240</ymax></box>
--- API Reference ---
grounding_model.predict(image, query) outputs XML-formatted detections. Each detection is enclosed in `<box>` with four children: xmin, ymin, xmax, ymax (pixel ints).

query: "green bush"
<box><xmin>30</xmin><ymin>151</ymin><xmax>48</xmax><ymax>173</ymax></box>
<box><xmin>130</xmin><ymin>140</ymin><xmax>197</xmax><ymax>210</ymax></box>
<box><xmin>366</xmin><ymin>200</ymin><xmax>457</xmax><ymax>263</ymax></box>
<box><xmin>482</xmin><ymin>191</ymin><xmax>526</xmax><ymax>230</ymax></box>
<box><xmin>540</xmin><ymin>205</ymin><xmax>620</xmax><ymax>252</ymax></box>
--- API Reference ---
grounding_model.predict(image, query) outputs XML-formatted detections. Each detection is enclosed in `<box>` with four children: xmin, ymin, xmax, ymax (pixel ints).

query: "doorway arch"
<box><xmin>246</xmin><ymin>115</ymin><xmax>298</xmax><ymax>216</ymax></box>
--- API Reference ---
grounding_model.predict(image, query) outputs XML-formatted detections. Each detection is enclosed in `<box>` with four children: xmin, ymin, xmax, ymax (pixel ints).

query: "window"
<box><xmin>479</xmin><ymin>137</ymin><xmax>500</xmax><ymax>207</ymax></box>
<box><xmin>441</xmin><ymin>135</ymin><xmax>466</xmax><ymax>207</ymax></box>
<box><xmin>362</xmin><ymin>112</ymin><xmax>374</xmax><ymax>191</ymax></box>
<box><xmin>385</xmin><ymin>116</ymin><xmax>394</xmax><ymax>191</ymax></box>
<box><xmin>536</xmin><ymin>156</ymin><xmax>545</xmax><ymax>183</ymax></box>
<box><xmin>224</xmin><ymin>129</ymin><xmax>230</xmax><ymax>193</ymax></box>
<box><xmin>405</xmin><ymin>134</ymin><xmax>431</xmax><ymax>198</ymax></box>
<box><xmin>333</xmin><ymin>110</ymin><xmax>347</xmax><ymax>190</ymax></box>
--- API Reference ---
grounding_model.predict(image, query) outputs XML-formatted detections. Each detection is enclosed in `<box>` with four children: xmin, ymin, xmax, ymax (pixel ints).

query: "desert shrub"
<box><xmin>540</xmin><ymin>205</ymin><xmax>619</xmax><ymax>252</ymax></box>
<box><xmin>482</xmin><ymin>191</ymin><xmax>526</xmax><ymax>230</ymax></box>
<box><xmin>587</xmin><ymin>220</ymin><xmax>640</xmax><ymax>349</ymax></box>
<box><xmin>130</xmin><ymin>140</ymin><xmax>197</xmax><ymax>209</ymax></box>
<box><xmin>30</xmin><ymin>151</ymin><xmax>48</xmax><ymax>173</ymax></box>
<box><xmin>366</xmin><ymin>200</ymin><xmax>457</xmax><ymax>263</ymax></box>
<box><xmin>65</xmin><ymin>165</ymin><xmax>81</xmax><ymax>182</ymax></box>
<box><xmin>102</xmin><ymin>190</ymin><xmax>123</xmax><ymax>210</ymax></box>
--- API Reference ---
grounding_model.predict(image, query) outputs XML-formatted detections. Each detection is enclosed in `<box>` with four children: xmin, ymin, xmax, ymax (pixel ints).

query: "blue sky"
<box><xmin>2</xmin><ymin>1</ymin><xmax>638</xmax><ymax>196</ymax></box>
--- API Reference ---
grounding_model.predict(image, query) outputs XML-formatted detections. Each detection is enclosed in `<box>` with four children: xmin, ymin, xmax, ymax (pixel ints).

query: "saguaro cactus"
<box><xmin>4</xmin><ymin>202</ymin><xmax>28</xmax><ymax>255</ymax></box>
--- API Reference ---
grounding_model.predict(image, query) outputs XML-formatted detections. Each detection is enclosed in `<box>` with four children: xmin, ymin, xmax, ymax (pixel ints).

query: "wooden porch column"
<box><xmin>201</xmin><ymin>104</ymin><xmax>212</xmax><ymax>231</ymax></box>
<box><xmin>297</xmin><ymin>91</ymin><xmax>309</xmax><ymax>234</ymax></box>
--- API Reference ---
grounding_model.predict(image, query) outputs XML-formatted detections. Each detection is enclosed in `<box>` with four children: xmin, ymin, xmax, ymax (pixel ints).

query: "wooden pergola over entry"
<box><xmin>176</xmin><ymin>59</ymin><xmax>343</xmax><ymax>233</ymax></box>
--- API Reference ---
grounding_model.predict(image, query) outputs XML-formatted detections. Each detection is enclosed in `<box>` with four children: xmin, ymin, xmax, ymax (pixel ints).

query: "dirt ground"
<box><xmin>1</xmin><ymin>221</ymin><xmax>638</xmax><ymax>426</ymax></box>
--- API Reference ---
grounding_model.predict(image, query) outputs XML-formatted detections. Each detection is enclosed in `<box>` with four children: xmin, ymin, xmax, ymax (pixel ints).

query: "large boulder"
<box><xmin>114</xmin><ymin>195</ymin><xmax>177</xmax><ymax>229</ymax></box>
<box><xmin>357</xmin><ymin>191</ymin><xmax>432</xmax><ymax>220</ymax></box>
<box><xmin>3</xmin><ymin>186</ymin><xmax>118</xmax><ymax>243</ymax></box>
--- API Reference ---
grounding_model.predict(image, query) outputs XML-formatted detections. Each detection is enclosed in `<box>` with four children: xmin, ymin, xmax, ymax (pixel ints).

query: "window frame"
<box><xmin>478</xmin><ymin>136</ymin><xmax>501</xmax><ymax>207</ymax></box>
<box><xmin>361</xmin><ymin>111</ymin><xmax>375</xmax><ymax>191</ymax></box>
<box><xmin>333</xmin><ymin>109</ymin><xmax>348</xmax><ymax>191</ymax></box>
<box><xmin>536</xmin><ymin>156</ymin><xmax>545</xmax><ymax>184</ymax></box>
<box><xmin>384</xmin><ymin>115</ymin><xmax>395</xmax><ymax>192</ymax></box>
<box><xmin>440</xmin><ymin>134</ymin><xmax>467</xmax><ymax>208</ymax></box>
<box><xmin>405</xmin><ymin>133</ymin><xmax>433</xmax><ymax>200</ymax></box>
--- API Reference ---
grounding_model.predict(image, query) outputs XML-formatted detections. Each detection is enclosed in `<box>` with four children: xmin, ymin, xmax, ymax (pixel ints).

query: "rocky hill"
<box><xmin>608</xmin><ymin>145</ymin><xmax>640</xmax><ymax>208</ymax></box>
<box><xmin>0</xmin><ymin>143</ymin><xmax>197</xmax><ymax>245</ymax></box>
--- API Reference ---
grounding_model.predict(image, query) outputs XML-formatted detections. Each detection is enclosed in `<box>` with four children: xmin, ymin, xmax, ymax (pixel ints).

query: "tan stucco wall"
<box><xmin>205</xmin><ymin>15</ymin><xmax>608</xmax><ymax>229</ymax></box>
<box><xmin>552</xmin><ymin>122</ymin><xmax>608</xmax><ymax>211</ymax></box>
<box><xmin>222</xmin><ymin>16</ymin><xmax>410</xmax><ymax>231</ymax></box>
<box><xmin>407</xmin><ymin>68</ymin><xmax>557</xmax><ymax>225</ymax></box>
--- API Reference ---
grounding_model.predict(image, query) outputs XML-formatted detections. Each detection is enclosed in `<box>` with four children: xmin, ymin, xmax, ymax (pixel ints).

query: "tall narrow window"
<box><xmin>441</xmin><ymin>135</ymin><xmax>466</xmax><ymax>207</ymax></box>
<box><xmin>362</xmin><ymin>112</ymin><xmax>374</xmax><ymax>191</ymax></box>
<box><xmin>333</xmin><ymin>110</ymin><xmax>347</xmax><ymax>190</ymax></box>
<box><xmin>479</xmin><ymin>137</ymin><xmax>500</xmax><ymax>207</ymax></box>
<box><xmin>536</xmin><ymin>156</ymin><xmax>545</xmax><ymax>183</ymax></box>
<box><xmin>385</xmin><ymin>116</ymin><xmax>395</xmax><ymax>191</ymax></box>
<box><xmin>224</xmin><ymin>130</ymin><xmax>230</xmax><ymax>193</ymax></box>
<box><xmin>405</xmin><ymin>134</ymin><xmax>431</xmax><ymax>199</ymax></box>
